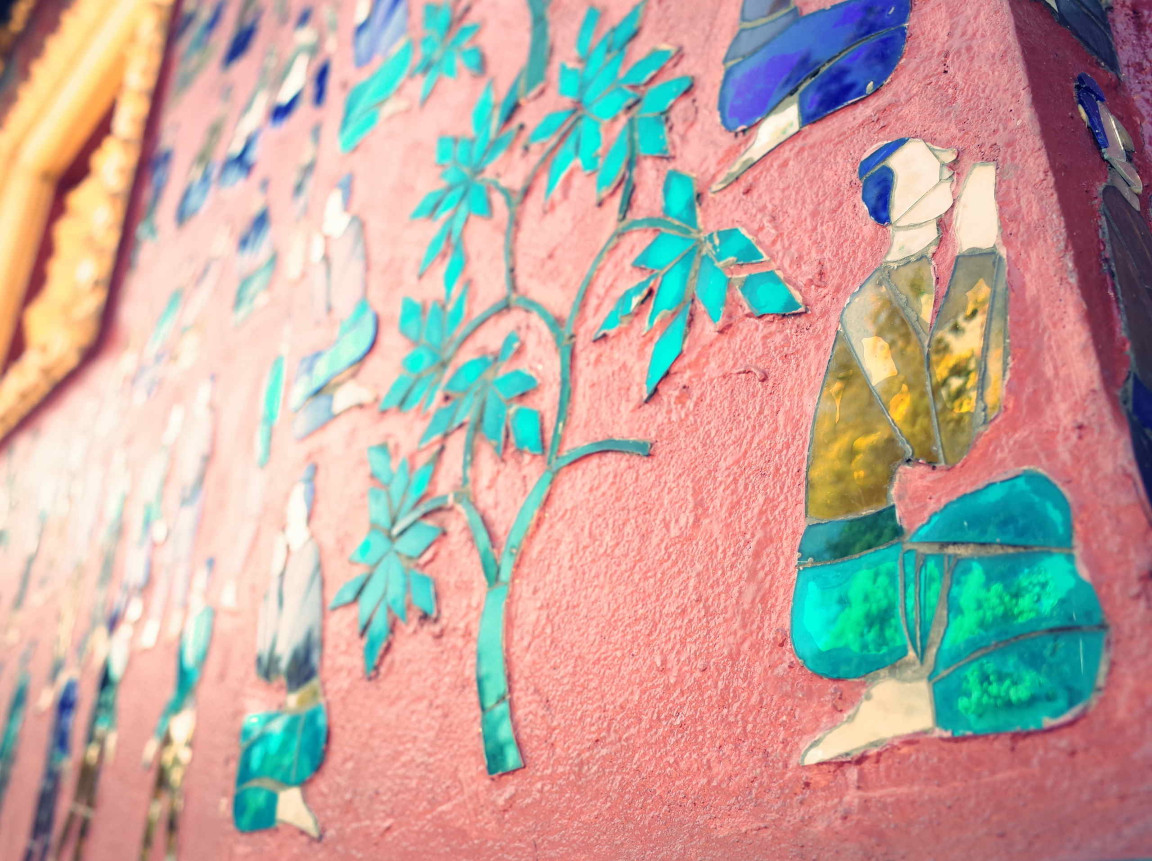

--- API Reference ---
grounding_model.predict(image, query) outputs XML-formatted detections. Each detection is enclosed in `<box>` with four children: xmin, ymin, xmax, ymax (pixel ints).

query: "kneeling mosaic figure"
<box><xmin>793</xmin><ymin>139</ymin><xmax>1108</xmax><ymax>764</ymax></box>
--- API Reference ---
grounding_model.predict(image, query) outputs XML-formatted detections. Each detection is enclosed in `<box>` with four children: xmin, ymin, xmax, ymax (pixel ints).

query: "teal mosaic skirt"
<box><xmin>792</xmin><ymin>471</ymin><xmax>1108</xmax><ymax>735</ymax></box>
<box><xmin>233</xmin><ymin>700</ymin><xmax>328</xmax><ymax>832</ymax></box>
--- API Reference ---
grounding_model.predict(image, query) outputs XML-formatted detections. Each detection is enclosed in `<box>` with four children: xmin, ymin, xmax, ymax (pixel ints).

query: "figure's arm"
<box><xmin>928</xmin><ymin>164</ymin><xmax>1007</xmax><ymax>464</ymax></box>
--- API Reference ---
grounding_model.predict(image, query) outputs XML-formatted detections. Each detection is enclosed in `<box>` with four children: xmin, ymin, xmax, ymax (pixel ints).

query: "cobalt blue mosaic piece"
<box><xmin>176</xmin><ymin>165</ymin><xmax>215</xmax><ymax>226</ymax></box>
<box><xmin>223</xmin><ymin>0</ymin><xmax>262</xmax><ymax>68</ymax></box>
<box><xmin>313</xmin><ymin>59</ymin><xmax>330</xmax><ymax>106</ymax></box>
<box><xmin>719</xmin><ymin>0</ymin><xmax>910</xmax><ymax>132</ymax></box>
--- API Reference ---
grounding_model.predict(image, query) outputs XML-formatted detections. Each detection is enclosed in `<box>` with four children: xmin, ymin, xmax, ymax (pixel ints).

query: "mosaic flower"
<box><xmin>528</xmin><ymin>3</ymin><xmax>692</xmax><ymax>217</ymax></box>
<box><xmin>414</xmin><ymin>1</ymin><xmax>484</xmax><ymax>104</ymax></box>
<box><xmin>410</xmin><ymin>81</ymin><xmax>514</xmax><ymax>274</ymax></box>
<box><xmin>595</xmin><ymin>171</ymin><xmax>802</xmax><ymax>398</ymax></box>
<box><xmin>329</xmin><ymin>447</ymin><xmax>442</xmax><ymax>673</ymax></box>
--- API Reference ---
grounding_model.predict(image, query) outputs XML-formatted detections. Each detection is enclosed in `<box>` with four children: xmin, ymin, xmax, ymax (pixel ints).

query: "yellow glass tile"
<box><xmin>841</xmin><ymin>273</ymin><xmax>939</xmax><ymax>462</ymax></box>
<box><xmin>928</xmin><ymin>251</ymin><xmax>1000</xmax><ymax>463</ymax></box>
<box><xmin>807</xmin><ymin>333</ymin><xmax>908</xmax><ymax>520</ymax></box>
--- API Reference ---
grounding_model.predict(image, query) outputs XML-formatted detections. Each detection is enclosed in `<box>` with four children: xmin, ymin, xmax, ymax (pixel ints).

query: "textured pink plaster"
<box><xmin>0</xmin><ymin>1</ymin><xmax>1150</xmax><ymax>859</ymax></box>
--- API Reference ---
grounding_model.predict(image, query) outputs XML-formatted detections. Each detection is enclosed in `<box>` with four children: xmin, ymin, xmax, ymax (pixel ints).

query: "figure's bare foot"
<box><xmin>277</xmin><ymin>787</ymin><xmax>320</xmax><ymax>838</ymax></box>
<box><xmin>801</xmin><ymin>676</ymin><xmax>934</xmax><ymax>765</ymax></box>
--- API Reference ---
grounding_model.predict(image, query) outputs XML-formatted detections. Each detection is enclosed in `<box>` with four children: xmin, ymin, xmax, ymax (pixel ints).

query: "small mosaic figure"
<box><xmin>220</xmin><ymin>50</ymin><xmax>278</xmax><ymax>189</ymax></box>
<box><xmin>24</xmin><ymin>679</ymin><xmax>78</xmax><ymax>861</ymax></box>
<box><xmin>714</xmin><ymin>0</ymin><xmax>910</xmax><ymax>190</ymax></box>
<box><xmin>793</xmin><ymin>139</ymin><xmax>1107</xmax><ymax>763</ymax></box>
<box><xmin>139</xmin><ymin>563</ymin><xmax>214</xmax><ymax>861</ymax></box>
<box><xmin>52</xmin><ymin>606</ymin><xmax>131</xmax><ymax>861</ymax></box>
<box><xmin>175</xmin><ymin>117</ymin><xmax>223</xmax><ymax>226</ymax></box>
<box><xmin>1076</xmin><ymin>74</ymin><xmax>1152</xmax><ymax>510</ymax></box>
<box><xmin>288</xmin><ymin>178</ymin><xmax>377</xmax><ymax>438</ymax></box>
<box><xmin>233</xmin><ymin>465</ymin><xmax>327</xmax><ymax>837</ymax></box>
<box><xmin>140</xmin><ymin>378</ymin><xmax>214</xmax><ymax>648</ymax></box>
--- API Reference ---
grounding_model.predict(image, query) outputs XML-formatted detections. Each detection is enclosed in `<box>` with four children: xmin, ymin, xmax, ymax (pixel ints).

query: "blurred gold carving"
<box><xmin>0</xmin><ymin>0</ymin><xmax>173</xmax><ymax>439</ymax></box>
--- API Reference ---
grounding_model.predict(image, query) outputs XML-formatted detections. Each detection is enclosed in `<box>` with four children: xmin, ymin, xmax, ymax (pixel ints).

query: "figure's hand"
<box><xmin>954</xmin><ymin>163</ymin><xmax>999</xmax><ymax>252</ymax></box>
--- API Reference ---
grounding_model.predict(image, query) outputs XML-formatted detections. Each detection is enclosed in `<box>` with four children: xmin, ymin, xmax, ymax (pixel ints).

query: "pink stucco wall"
<box><xmin>1</xmin><ymin>0</ymin><xmax>1151</xmax><ymax>858</ymax></box>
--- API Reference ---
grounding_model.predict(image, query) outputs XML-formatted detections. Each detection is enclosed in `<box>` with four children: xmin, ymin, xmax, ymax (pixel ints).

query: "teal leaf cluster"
<box><xmin>414</xmin><ymin>2</ymin><xmax>485</xmax><ymax>104</ymax></box>
<box><xmin>411</xmin><ymin>81</ymin><xmax>515</xmax><ymax>274</ymax></box>
<box><xmin>329</xmin><ymin>447</ymin><xmax>442</xmax><ymax>673</ymax></box>
<box><xmin>528</xmin><ymin>2</ymin><xmax>692</xmax><ymax>217</ymax></box>
<box><xmin>340</xmin><ymin>40</ymin><xmax>414</xmax><ymax>153</ymax></box>
<box><xmin>595</xmin><ymin>171</ymin><xmax>802</xmax><ymax>398</ymax></box>
<box><xmin>420</xmin><ymin>332</ymin><xmax>544</xmax><ymax>455</ymax></box>
<box><xmin>380</xmin><ymin>281</ymin><xmax>468</xmax><ymax>412</ymax></box>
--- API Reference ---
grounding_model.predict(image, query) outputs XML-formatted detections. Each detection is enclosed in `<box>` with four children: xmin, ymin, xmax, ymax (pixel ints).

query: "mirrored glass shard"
<box><xmin>1036</xmin><ymin>0</ymin><xmax>1117</xmax><ymax>72</ymax></box>
<box><xmin>647</xmin><ymin>251</ymin><xmax>696</xmax><ymax>329</ymax></box>
<box><xmin>884</xmin><ymin>255</ymin><xmax>934</xmax><ymax>333</ymax></box>
<box><xmin>841</xmin><ymin>272</ymin><xmax>938</xmax><ymax>462</ymax></box>
<box><xmin>807</xmin><ymin>334</ymin><xmax>907</xmax><ymax>520</ymax></box>
<box><xmin>798</xmin><ymin>504</ymin><xmax>901</xmax><ymax>565</ymax></box>
<box><xmin>594</xmin><ymin>275</ymin><xmax>654</xmax><ymax>339</ymax></box>
<box><xmin>256</xmin><ymin>355</ymin><xmax>285</xmax><ymax>468</ymax></box>
<box><xmin>357</xmin><ymin>561</ymin><xmax>389</xmax><ymax>633</ymax></box>
<box><xmin>709</xmin><ymin>228</ymin><xmax>764</xmax><ymax>264</ymax></box>
<box><xmin>1102</xmin><ymin>185</ymin><xmax>1152</xmax><ymax>384</ymax></box>
<box><xmin>339</xmin><ymin>40</ymin><xmax>413</xmax><ymax>153</ymax></box>
<box><xmin>290</xmin><ymin>300</ymin><xmax>378</xmax><ymax>409</ymax></box>
<box><xmin>363</xmin><ymin>599</ymin><xmax>392</xmax><ymax>672</ymax></box>
<box><xmin>634</xmin><ymin>232</ymin><xmax>696</xmax><ymax>271</ymax></box>
<box><xmin>329</xmin><ymin>572</ymin><xmax>368</xmax><ymax>610</ymax></box>
<box><xmin>409</xmin><ymin>571</ymin><xmax>436</xmax><ymax>616</ymax></box>
<box><xmin>792</xmin><ymin>542</ymin><xmax>906</xmax><ymax>679</ymax></box>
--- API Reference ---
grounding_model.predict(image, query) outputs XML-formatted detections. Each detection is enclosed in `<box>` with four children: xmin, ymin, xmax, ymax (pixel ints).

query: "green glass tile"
<box><xmin>388</xmin><ymin>458</ymin><xmax>410</xmax><ymax>511</ymax></box>
<box><xmin>368</xmin><ymin>487</ymin><xmax>393</xmax><ymax>530</ymax></box>
<box><xmin>385</xmin><ymin>555</ymin><xmax>408</xmax><ymax>623</ymax></box>
<box><xmin>357</xmin><ymin>561</ymin><xmax>389</xmax><ymax>632</ymax></box>
<box><xmin>647</xmin><ymin>250</ymin><xmax>696</xmax><ymax>328</ymax></box>
<box><xmin>529</xmin><ymin>109</ymin><xmax>574</xmax><ymax>145</ymax></box>
<box><xmin>367</xmin><ymin>445</ymin><xmax>394</xmax><ymax>484</ymax></box>
<box><xmin>403</xmin><ymin>460</ymin><xmax>436</xmax><ymax>514</ymax></box>
<box><xmin>932</xmin><ymin>629</ymin><xmax>1105</xmax><ymax>736</ymax></box>
<box><xmin>494</xmin><ymin>370</ymin><xmax>537</xmax><ymax>399</ymax></box>
<box><xmin>576</xmin><ymin>7</ymin><xmax>600</xmax><ymax>58</ymax></box>
<box><xmin>932</xmin><ymin>551</ymin><xmax>1103</xmax><ymax>675</ymax></box>
<box><xmin>639</xmin><ymin>76</ymin><xmax>691</xmax><ymax>115</ymax></box>
<box><xmin>791</xmin><ymin>543</ymin><xmax>906</xmax><ymax>679</ymax></box>
<box><xmin>482</xmin><ymin>393</ymin><xmax>507</xmax><ymax>454</ymax></box>
<box><xmin>546</xmin><ymin>133</ymin><xmax>578</xmax><ymax>198</ymax></box>
<box><xmin>797</xmin><ymin>506</ymin><xmax>902</xmax><ymax>565</ymax></box>
<box><xmin>621</xmin><ymin>47</ymin><xmax>674</xmax><ymax>86</ymax></box>
<box><xmin>910</xmin><ymin>471</ymin><xmax>1073</xmax><ymax>548</ymax></box>
<box><xmin>594</xmin><ymin>275</ymin><xmax>653</xmax><ymax>339</ymax></box>
<box><xmin>577</xmin><ymin>117</ymin><xmax>601</xmax><ymax>172</ymax></box>
<box><xmin>363</xmin><ymin>600</ymin><xmax>392</xmax><ymax>673</ymax></box>
<box><xmin>597</xmin><ymin>124</ymin><xmax>630</xmax><ymax>199</ymax></box>
<box><xmin>233</xmin><ymin>786</ymin><xmax>278</xmax><ymax>832</ymax></box>
<box><xmin>394</xmin><ymin>521</ymin><xmax>442</xmax><ymax>558</ymax></box>
<box><xmin>635</xmin><ymin>115</ymin><xmax>668</xmax><ymax>157</ymax></box>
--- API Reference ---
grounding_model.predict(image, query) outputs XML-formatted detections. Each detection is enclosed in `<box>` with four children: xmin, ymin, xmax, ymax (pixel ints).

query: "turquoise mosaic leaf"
<box><xmin>339</xmin><ymin>40</ymin><xmax>414</xmax><ymax>153</ymax></box>
<box><xmin>620</xmin><ymin>47</ymin><xmax>675</xmax><ymax>86</ymax></box>
<box><xmin>639</xmin><ymin>76</ymin><xmax>691</xmax><ymax>115</ymax></box>
<box><xmin>381</xmin><ymin>291</ymin><xmax>466</xmax><ymax>413</ymax></box>
<box><xmin>596</xmin><ymin>171</ymin><xmax>800</xmax><ymax>396</ymax></box>
<box><xmin>414</xmin><ymin>2</ymin><xmax>484</xmax><ymax>104</ymax></box>
<box><xmin>510</xmin><ymin>407</ymin><xmax>544</xmax><ymax>454</ymax></box>
<box><xmin>739</xmin><ymin>271</ymin><xmax>804</xmax><ymax>315</ymax></box>
<box><xmin>529</xmin><ymin>109</ymin><xmax>574</xmax><ymax>145</ymax></box>
<box><xmin>645</xmin><ymin>304</ymin><xmax>690</xmax><ymax>398</ymax></box>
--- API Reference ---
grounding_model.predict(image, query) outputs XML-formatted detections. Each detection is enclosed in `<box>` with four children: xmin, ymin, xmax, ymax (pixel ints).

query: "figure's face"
<box><xmin>886</xmin><ymin>140</ymin><xmax>958</xmax><ymax>227</ymax></box>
